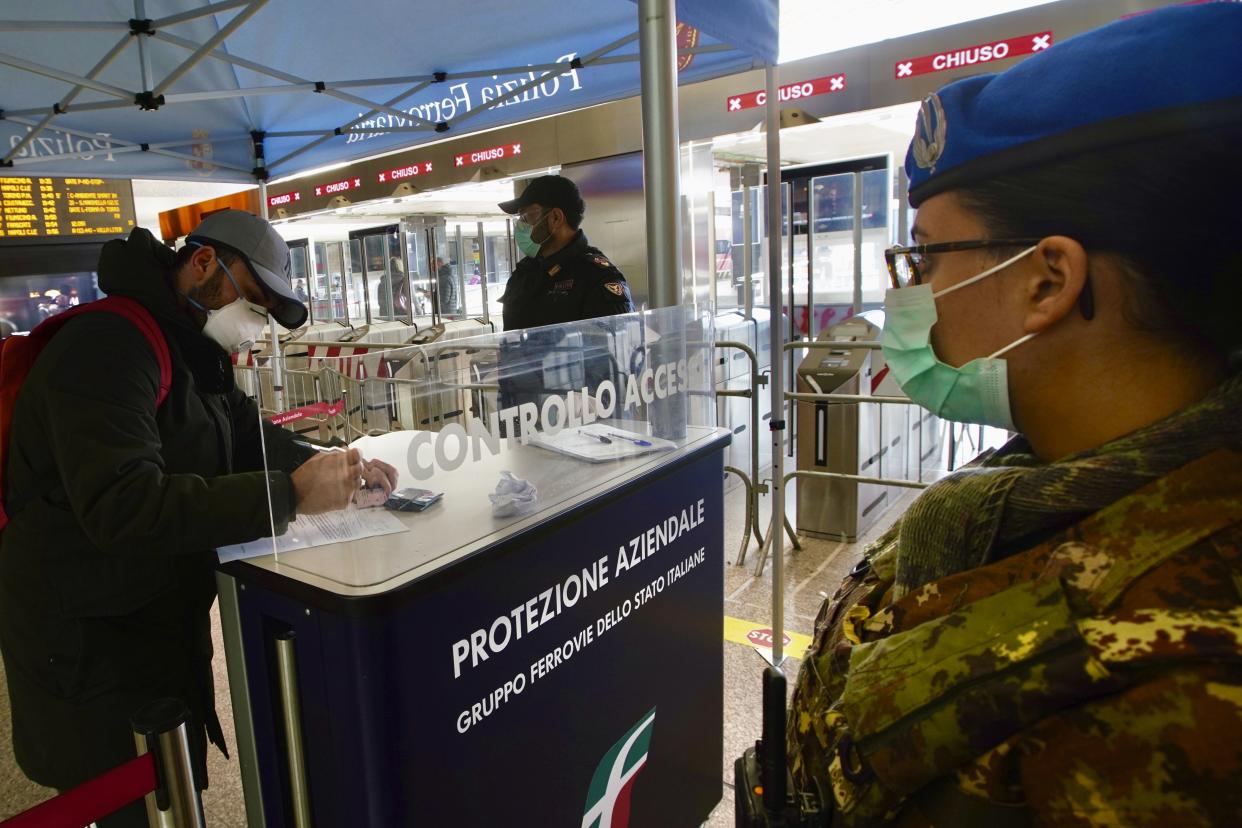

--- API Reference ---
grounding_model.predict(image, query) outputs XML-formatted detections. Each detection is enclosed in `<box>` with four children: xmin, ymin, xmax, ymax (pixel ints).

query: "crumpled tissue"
<box><xmin>489</xmin><ymin>471</ymin><xmax>538</xmax><ymax>517</ymax></box>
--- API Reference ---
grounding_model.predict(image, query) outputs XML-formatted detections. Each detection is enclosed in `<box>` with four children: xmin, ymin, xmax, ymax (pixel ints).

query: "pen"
<box><xmin>293</xmin><ymin>439</ymin><xmax>346</xmax><ymax>453</ymax></box>
<box><xmin>606</xmin><ymin>431</ymin><xmax>652</xmax><ymax>447</ymax></box>
<box><xmin>579</xmin><ymin>429</ymin><xmax>611</xmax><ymax>444</ymax></box>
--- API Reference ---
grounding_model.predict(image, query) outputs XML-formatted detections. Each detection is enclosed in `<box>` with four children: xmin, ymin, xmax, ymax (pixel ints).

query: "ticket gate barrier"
<box><xmin>794</xmin><ymin>314</ymin><xmax>889</xmax><ymax>541</ymax></box>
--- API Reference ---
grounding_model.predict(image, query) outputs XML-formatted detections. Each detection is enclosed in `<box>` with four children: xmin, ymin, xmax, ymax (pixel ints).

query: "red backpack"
<box><xmin>0</xmin><ymin>296</ymin><xmax>171</xmax><ymax>531</ymax></box>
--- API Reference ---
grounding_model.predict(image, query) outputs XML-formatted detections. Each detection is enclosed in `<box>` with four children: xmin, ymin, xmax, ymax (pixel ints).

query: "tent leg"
<box><xmin>637</xmin><ymin>0</ymin><xmax>682</xmax><ymax>309</ymax></box>
<box><xmin>763</xmin><ymin>64</ymin><xmax>786</xmax><ymax>667</ymax></box>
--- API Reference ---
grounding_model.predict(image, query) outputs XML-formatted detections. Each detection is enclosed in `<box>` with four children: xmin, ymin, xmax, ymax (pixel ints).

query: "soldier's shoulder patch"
<box><xmin>604</xmin><ymin>281</ymin><xmax>626</xmax><ymax>297</ymax></box>
<box><xmin>589</xmin><ymin>254</ymin><xmax>613</xmax><ymax>269</ymax></box>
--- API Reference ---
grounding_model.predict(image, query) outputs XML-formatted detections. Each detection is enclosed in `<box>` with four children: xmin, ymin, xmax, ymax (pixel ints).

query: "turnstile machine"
<box><xmin>795</xmin><ymin>311</ymin><xmax>940</xmax><ymax>541</ymax></box>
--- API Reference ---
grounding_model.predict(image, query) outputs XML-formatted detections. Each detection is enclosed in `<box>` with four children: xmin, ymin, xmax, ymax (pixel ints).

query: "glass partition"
<box><xmin>313</xmin><ymin>241</ymin><xmax>349</xmax><ymax>323</ymax></box>
<box><xmin>346</xmin><ymin>238</ymin><xmax>367</xmax><ymax>322</ymax></box>
<box><xmin>288</xmin><ymin>240</ymin><xmax>311</xmax><ymax>320</ymax></box>
<box><xmin>229</xmin><ymin>305</ymin><xmax>719</xmax><ymax>590</ymax></box>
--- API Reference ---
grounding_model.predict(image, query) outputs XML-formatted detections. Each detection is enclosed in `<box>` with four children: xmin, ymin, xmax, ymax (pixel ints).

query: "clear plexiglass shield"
<box><xmin>223</xmin><ymin>305</ymin><xmax>719</xmax><ymax>595</ymax></box>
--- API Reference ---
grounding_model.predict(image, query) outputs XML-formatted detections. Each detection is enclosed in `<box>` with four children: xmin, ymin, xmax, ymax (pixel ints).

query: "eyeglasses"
<box><xmin>884</xmin><ymin>239</ymin><xmax>1042</xmax><ymax>289</ymax></box>
<box><xmin>884</xmin><ymin>237</ymin><xmax>1096</xmax><ymax>321</ymax></box>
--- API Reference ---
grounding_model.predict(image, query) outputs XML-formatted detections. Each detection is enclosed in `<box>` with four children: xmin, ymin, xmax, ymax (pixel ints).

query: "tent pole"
<box><xmin>637</xmin><ymin>0</ymin><xmax>682</xmax><ymax>309</ymax></box>
<box><xmin>152</xmin><ymin>30</ymin><xmax>436</xmax><ymax>127</ymax></box>
<box><xmin>764</xmin><ymin>63</ymin><xmax>786</xmax><ymax>667</ymax></box>
<box><xmin>0</xmin><ymin>51</ymin><xmax>133</xmax><ymax>99</ymax></box>
<box><xmin>134</xmin><ymin>0</ymin><xmax>153</xmax><ymax>94</ymax></box>
<box><xmin>152</xmin><ymin>0</ymin><xmax>255</xmax><ymax>29</ymax></box>
<box><xmin>153</xmin><ymin>0</ymin><xmax>268</xmax><ymax>97</ymax></box>
<box><xmin>2</xmin><ymin>32</ymin><xmax>131</xmax><ymax>165</ymax></box>
<box><xmin>254</xmin><ymin>131</ymin><xmax>286</xmax><ymax>415</ymax></box>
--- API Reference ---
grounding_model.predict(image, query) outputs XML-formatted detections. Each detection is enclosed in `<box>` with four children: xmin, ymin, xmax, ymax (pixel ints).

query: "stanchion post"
<box><xmin>130</xmin><ymin>698</ymin><xmax>205</xmax><ymax>828</ymax></box>
<box><xmin>764</xmin><ymin>64</ymin><xmax>787</xmax><ymax>667</ymax></box>
<box><xmin>276</xmin><ymin>631</ymin><xmax>314</xmax><ymax>828</ymax></box>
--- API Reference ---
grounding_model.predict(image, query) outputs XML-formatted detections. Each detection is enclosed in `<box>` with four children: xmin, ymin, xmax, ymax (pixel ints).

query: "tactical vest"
<box><xmin>788</xmin><ymin>448</ymin><xmax>1242</xmax><ymax>826</ymax></box>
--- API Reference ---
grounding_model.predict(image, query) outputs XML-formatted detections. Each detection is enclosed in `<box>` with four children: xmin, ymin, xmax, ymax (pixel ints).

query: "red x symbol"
<box><xmin>378</xmin><ymin>173</ymin><xmax>386</xmax><ymax>182</ymax></box>
<box><xmin>728</xmin><ymin>97</ymin><xmax>742</xmax><ymax>111</ymax></box>
<box><xmin>512</xmin><ymin>143</ymin><xmax>522</xmax><ymax>154</ymax></box>
<box><xmin>424</xmin><ymin>162</ymin><xmax>433</xmax><ymax>172</ymax></box>
<box><xmin>1032</xmin><ymin>34</ymin><xmax>1051</xmax><ymax>50</ymax></box>
<box><xmin>315</xmin><ymin>186</ymin><xmax>322</xmax><ymax>196</ymax></box>
<box><xmin>293</xmin><ymin>192</ymin><xmax>300</xmax><ymax>201</ymax></box>
<box><xmin>455</xmin><ymin>155</ymin><xmax>464</xmax><ymax>167</ymax></box>
<box><xmin>897</xmin><ymin>62</ymin><xmax>913</xmax><ymax>78</ymax></box>
<box><xmin>353</xmin><ymin>178</ymin><xmax>360</xmax><ymax>187</ymax></box>
<box><xmin>830</xmin><ymin>76</ymin><xmax>845</xmax><ymax>91</ymax></box>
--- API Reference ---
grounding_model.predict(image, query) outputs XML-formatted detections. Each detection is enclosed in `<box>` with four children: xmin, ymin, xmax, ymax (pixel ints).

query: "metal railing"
<box><xmin>748</xmin><ymin>338</ymin><xmax>936</xmax><ymax>577</ymax></box>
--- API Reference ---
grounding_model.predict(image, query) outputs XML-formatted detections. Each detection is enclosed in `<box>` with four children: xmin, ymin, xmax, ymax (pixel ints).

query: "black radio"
<box><xmin>734</xmin><ymin>667</ymin><xmax>832</xmax><ymax>827</ymax></box>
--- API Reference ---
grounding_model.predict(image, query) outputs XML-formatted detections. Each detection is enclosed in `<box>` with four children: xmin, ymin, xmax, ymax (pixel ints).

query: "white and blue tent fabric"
<box><xmin>0</xmin><ymin>0</ymin><xmax>778</xmax><ymax>182</ymax></box>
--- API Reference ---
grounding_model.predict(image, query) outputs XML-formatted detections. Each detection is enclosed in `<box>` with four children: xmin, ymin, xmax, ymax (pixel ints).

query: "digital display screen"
<box><xmin>0</xmin><ymin>176</ymin><xmax>136</xmax><ymax>242</ymax></box>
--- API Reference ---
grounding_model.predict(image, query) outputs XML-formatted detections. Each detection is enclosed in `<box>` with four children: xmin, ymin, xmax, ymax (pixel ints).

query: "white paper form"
<box><xmin>217</xmin><ymin>507</ymin><xmax>409</xmax><ymax>563</ymax></box>
<box><xmin>528</xmin><ymin>423</ymin><xmax>677</xmax><ymax>463</ymax></box>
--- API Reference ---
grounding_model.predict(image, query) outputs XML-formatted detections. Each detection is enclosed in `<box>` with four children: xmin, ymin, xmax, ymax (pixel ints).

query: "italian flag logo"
<box><xmin>581</xmin><ymin>708</ymin><xmax>657</xmax><ymax>828</ymax></box>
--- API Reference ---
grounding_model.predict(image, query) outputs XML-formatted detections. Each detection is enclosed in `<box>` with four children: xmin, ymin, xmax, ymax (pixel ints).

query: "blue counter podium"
<box><xmin>218</xmin><ymin>427</ymin><xmax>729</xmax><ymax>827</ymax></box>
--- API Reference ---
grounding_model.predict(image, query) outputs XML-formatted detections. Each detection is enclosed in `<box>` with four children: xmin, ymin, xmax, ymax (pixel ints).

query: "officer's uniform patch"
<box><xmin>604</xmin><ymin>282</ymin><xmax>625</xmax><ymax>297</ymax></box>
<box><xmin>591</xmin><ymin>255</ymin><xmax>612</xmax><ymax>269</ymax></box>
<box><xmin>547</xmin><ymin>264</ymin><xmax>562</xmax><ymax>277</ymax></box>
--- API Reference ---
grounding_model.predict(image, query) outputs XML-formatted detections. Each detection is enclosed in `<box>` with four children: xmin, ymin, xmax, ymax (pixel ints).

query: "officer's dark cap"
<box><xmin>499</xmin><ymin>175</ymin><xmax>585</xmax><ymax>228</ymax></box>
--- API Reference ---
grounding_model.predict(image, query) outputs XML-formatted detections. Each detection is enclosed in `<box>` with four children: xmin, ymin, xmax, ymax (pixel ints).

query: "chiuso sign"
<box><xmin>726</xmin><ymin>74</ymin><xmax>846</xmax><ymax>111</ymax></box>
<box><xmin>895</xmin><ymin>31</ymin><xmax>1053</xmax><ymax>79</ymax></box>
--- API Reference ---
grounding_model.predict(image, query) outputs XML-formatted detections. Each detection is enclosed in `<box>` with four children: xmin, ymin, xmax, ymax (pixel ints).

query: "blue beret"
<box><xmin>906</xmin><ymin>3</ymin><xmax>1242</xmax><ymax>207</ymax></box>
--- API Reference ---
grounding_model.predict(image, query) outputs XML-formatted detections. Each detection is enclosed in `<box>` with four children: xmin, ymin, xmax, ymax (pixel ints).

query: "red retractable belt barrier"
<box><xmin>0</xmin><ymin>752</ymin><xmax>156</xmax><ymax>828</ymax></box>
<box><xmin>267</xmin><ymin>398</ymin><xmax>345</xmax><ymax>426</ymax></box>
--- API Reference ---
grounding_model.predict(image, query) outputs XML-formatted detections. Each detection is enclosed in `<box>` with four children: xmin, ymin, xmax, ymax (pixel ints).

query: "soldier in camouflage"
<box><xmin>787</xmin><ymin>6</ymin><xmax>1242</xmax><ymax>826</ymax></box>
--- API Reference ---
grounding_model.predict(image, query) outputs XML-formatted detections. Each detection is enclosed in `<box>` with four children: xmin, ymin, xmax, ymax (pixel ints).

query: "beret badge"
<box><xmin>913</xmin><ymin>93</ymin><xmax>948</xmax><ymax>171</ymax></box>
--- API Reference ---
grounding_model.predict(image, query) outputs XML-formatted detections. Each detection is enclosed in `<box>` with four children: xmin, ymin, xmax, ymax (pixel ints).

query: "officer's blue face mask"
<box><xmin>513</xmin><ymin>211</ymin><xmax>551</xmax><ymax>258</ymax></box>
<box><xmin>881</xmin><ymin>245</ymin><xmax>1038</xmax><ymax>431</ymax></box>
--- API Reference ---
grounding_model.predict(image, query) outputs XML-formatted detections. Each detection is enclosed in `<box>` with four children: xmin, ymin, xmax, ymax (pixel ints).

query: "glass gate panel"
<box><xmin>288</xmin><ymin>241</ymin><xmax>310</xmax><ymax>323</ymax></box>
<box><xmin>404</xmin><ymin>227</ymin><xmax>432</xmax><ymax>318</ymax></box>
<box><xmin>431</xmin><ymin>225</ymin><xmax>461</xmax><ymax>320</ymax></box>
<box><xmin>363</xmin><ymin>233</ymin><xmax>395</xmax><ymax>322</ymax></box>
<box><xmin>346</xmin><ymin>238</ymin><xmax>367</xmax><ymax>322</ymax></box>
<box><xmin>314</xmin><ymin>241</ymin><xmax>348</xmax><ymax>322</ymax></box>
<box><xmin>481</xmin><ymin>220</ymin><xmax>512</xmax><ymax>322</ymax></box>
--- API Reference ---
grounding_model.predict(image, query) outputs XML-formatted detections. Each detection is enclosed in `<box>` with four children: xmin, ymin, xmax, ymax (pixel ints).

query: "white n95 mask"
<box><xmin>202</xmin><ymin>296</ymin><xmax>269</xmax><ymax>353</ymax></box>
<box><xmin>184</xmin><ymin>257</ymin><xmax>270</xmax><ymax>352</ymax></box>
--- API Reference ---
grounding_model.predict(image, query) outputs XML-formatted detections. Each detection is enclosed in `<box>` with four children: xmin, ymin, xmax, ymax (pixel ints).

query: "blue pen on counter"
<box><xmin>607</xmin><ymin>431</ymin><xmax>652</xmax><ymax>447</ymax></box>
<box><xmin>579</xmin><ymin>429</ymin><xmax>611</xmax><ymax>444</ymax></box>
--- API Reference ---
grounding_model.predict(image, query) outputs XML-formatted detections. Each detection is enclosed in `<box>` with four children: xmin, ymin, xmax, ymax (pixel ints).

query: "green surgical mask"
<box><xmin>880</xmin><ymin>245</ymin><xmax>1038</xmax><ymax>430</ymax></box>
<box><xmin>514</xmin><ymin>212</ymin><xmax>550</xmax><ymax>258</ymax></box>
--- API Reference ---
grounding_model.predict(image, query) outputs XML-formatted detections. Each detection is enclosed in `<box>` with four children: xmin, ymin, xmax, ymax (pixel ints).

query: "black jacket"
<box><xmin>0</xmin><ymin>228</ymin><xmax>311</xmax><ymax>789</ymax></box>
<box><xmin>498</xmin><ymin>231</ymin><xmax>634</xmax><ymax>331</ymax></box>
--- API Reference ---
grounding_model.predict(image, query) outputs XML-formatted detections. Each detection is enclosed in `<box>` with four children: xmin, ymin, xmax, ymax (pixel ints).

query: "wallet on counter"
<box><xmin>384</xmin><ymin>488</ymin><xmax>443</xmax><ymax>512</ymax></box>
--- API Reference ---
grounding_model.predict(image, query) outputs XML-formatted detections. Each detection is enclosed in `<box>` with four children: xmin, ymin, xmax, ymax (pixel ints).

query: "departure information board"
<box><xmin>0</xmin><ymin>176</ymin><xmax>136</xmax><ymax>242</ymax></box>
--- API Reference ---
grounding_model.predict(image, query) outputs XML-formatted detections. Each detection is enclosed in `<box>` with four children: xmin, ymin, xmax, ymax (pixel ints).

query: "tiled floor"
<box><xmin>0</xmin><ymin>476</ymin><xmax>915</xmax><ymax>827</ymax></box>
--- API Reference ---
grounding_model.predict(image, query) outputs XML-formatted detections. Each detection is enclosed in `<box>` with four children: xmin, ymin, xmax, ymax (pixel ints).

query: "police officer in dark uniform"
<box><xmin>498</xmin><ymin>175</ymin><xmax>634</xmax><ymax>330</ymax></box>
<box><xmin>495</xmin><ymin>176</ymin><xmax>635</xmax><ymax>427</ymax></box>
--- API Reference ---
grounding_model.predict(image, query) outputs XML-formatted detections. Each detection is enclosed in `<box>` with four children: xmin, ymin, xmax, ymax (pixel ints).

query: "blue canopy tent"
<box><xmin>0</xmin><ymin>0</ymin><xmax>776</xmax><ymax>181</ymax></box>
<box><xmin>0</xmin><ymin>0</ymin><xmax>798</xmax><ymax>665</ymax></box>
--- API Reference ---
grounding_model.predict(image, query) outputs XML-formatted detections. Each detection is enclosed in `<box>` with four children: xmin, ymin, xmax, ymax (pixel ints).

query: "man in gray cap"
<box><xmin>0</xmin><ymin>210</ymin><xmax>396</xmax><ymax>826</ymax></box>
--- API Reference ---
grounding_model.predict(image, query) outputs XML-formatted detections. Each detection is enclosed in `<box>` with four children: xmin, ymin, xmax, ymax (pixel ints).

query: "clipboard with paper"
<box><xmin>528</xmin><ymin>422</ymin><xmax>676</xmax><ymax>463</ymax></box>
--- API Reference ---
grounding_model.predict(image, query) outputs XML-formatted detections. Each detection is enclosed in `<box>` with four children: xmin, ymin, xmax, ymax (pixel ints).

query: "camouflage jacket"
<box><xmin>788</xmin><ymin>448</ymin><xmax>1242</xmax><ymax>827</ymax></box>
